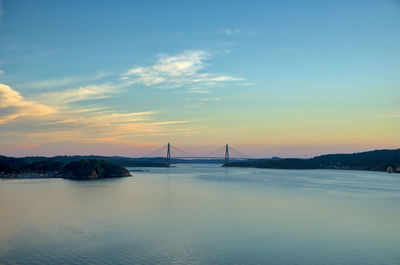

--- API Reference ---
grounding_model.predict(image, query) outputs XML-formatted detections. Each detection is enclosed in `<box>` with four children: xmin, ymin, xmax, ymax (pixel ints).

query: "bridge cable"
<box><xmin>170</xmin><ymin>145</ymin><xmax>193</xmax><ymax>157</ymax></box>
<box><xmin>142</xmin><ymin>145</ymin><xmax>168</xmax><ymax>157</ymax></box>
<box><xmin>228</xmin><ymin>146</ymin><xmax>251</xmax><ymax>159</ymax></box>
<box><xmin>204</xmin><ymin>146</ymin><xmax>226</xmax><ymax>158</ymax></box>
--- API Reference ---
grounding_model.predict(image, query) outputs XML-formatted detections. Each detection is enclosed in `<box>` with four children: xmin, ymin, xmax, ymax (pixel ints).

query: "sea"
<box><xmin>1</xmin><ymin>164</ymin><xmax>399</xmax><ymax>264</ymax></box>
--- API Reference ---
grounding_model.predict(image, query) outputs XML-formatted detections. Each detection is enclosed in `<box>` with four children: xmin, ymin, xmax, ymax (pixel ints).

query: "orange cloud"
<box><xmin>0</xmin><ymin>84</ymin><xmax>56</xmax><ymax>124</ymax></box>
<box><xmin>0</xmin><ymin>84</ymin><xmax>199</xmax><ymax>149</ymax></box>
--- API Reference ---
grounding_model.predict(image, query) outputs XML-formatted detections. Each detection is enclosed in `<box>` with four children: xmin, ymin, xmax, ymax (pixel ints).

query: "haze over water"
<box><xmin>1</xmin><ymin>164</ymin><xmax>399</xmax><ymax>264</ymax></box>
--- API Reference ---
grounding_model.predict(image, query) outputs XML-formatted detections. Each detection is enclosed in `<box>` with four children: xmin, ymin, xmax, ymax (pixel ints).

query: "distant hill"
<box><xmin>0</xmin><ymin>155</ymin><xmax>169</xmax><ymax>177</ymax></box>
<box><xmin>224</xmin><ymin>149</ymin><xmax>400</xmax><ymax>173</ymax></box>
<box><xmin>0</xmin><ymin>157</ymin><xmax>132</xmax><ymax>180</ymax></box>
<box><xmin>0</xmin><ymin>155</ymin><xmax>169</xmax><ymax>174</ymax></box>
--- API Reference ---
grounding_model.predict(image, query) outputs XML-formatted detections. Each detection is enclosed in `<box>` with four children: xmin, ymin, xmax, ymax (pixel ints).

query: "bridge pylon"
<box><xmin>166</xmin><ymin>142</ymin><xmax>171</xmax><ymax>163</ymax></box>
<box><xmin>225</xmin><ymin>144</ymin><xmax>229</xmax><ymax>163</ymax></box>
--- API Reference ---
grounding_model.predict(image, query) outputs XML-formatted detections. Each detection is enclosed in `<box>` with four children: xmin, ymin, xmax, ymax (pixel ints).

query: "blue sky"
<box><xmin>0</xmin><ymin>0</ymin><xmax>399</xmax><ymax>157</ymax></box>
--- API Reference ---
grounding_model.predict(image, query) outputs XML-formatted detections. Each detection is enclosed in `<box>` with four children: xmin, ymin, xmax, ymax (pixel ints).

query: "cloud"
<box><xmin>189</xmin><ymin>87</ymin><xmax>211</xmax><ymax>94</ymax></box>
<box><xmin>224</xmin><ymin>28</ymin><xmax>241</xmax><ymax>36</ymax></box>
<box><xmin>20</xmin><ymin>72</ymin><xmax>108</xmax><ymax>90</ymax></box>
<box><xmin>0</xmin><ymin>84</ymin><xmax>56</xmax><ymax>124</ymax></box>
<box><xmin>33</xmin><ymin>83</ymin><xmax>117</xmax><ymax>104</ymax></box>
<box><xmin>0</xmin><ymin>69</ymin><xmax>4</xmax><ymax>75</ymax></box>
<box><xmin>121</xmin><ymin>50</ymin><xmax>243</xmax><ymax>89</ymax></box>
<box><xmin>0</xmin><ymin>49</ymin><xmax>248</xmax><ymax>150</ymax></box>
<box><xmin>0</xmin><ymin>84</ymin><xmax>200</xmax><ymax>145</ymax></box>
<box><xmin>16</xmin><ymin>50</ymin><xmax>246</xmax><ymax>109</ymax></box>
<box><xmin>200</xmin><ymin>97</ymin><xmax>221</xmax><ymax>101</ymax></box>
<box><xmin>220</xmin><ymin>28</ymin><xmax>255</xmax><ymax>37</ymax></box>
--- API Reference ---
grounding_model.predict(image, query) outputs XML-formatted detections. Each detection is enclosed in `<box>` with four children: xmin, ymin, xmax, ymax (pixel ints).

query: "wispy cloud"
<box><xmin>121</xmin><ymin>50</ymin><xmax>243</xmax><ymax>89</ymax></box>
<box><xmin>223</xmin><ymin>28</ymin><xmax>241</xmax><ymax>36</ymax></box>
<box><xmin>182</xmin><ymin>96</ymin><xmax>221</xmax><ymax>109</ymax></box>
<box><xmin>33</xmin><ymin>83</ymin><xmax>118</xmax><ymax>104</ymax></box>
<box><xmin>0</xmin><ymin>84</ymin><xmax>200</xmax><ymax>144</ymax></box>
<box><xmin>0</xmin><ymin>84</ymin><xmax>56</xmax><ymax>124</ymax></box>
<box><xmin>0</xmin><ymin>49</ymin><xmax>246</xmax><ymax>150</ymax></box>
<box><xmin>0</xmin><ymin>69</ymin><xmax>4</xmax><ymax>75</ymax></box>
<box><xmin>200</xmin><ymin>97</ymin><xmax>221</xmax><ymax>101</ymax></box>
<box><xmin>185</xmin><ymin>97</ymin><xmax>221</xmax><ymax>102</ymax></box>
<box><xmin>20</xmin><ymin>72</ymin><xmax>108</xmax><ymax>90</ymax></box>
<box><xmin>188</xmin><ymin>87</ymin><xmax>211</xmax><ymax>94</ymax></box>
<box><xmin>19</xmin><ymin>50</ymin><xmax>245</xmax><ymax>108</ymax></box>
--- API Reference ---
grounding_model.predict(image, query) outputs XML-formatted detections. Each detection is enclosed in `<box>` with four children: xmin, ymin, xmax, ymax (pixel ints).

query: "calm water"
<box><xmin>1</xmin><ymin>164</ymin><xmax>400</xmax><ymax>264</ymax></box>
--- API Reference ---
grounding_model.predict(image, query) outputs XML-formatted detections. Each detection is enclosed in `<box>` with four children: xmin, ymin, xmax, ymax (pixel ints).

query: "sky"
<box><xmin>0</xmin><ymin>0</ymin><xmax>399</xmax><ymax>158</ymax></box>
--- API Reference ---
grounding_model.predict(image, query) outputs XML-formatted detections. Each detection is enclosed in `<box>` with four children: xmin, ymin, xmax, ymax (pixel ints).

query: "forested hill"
<box><xmin>21</xmin><ymin>155</ymin><xmax>170</xmax><ymax>167</ymax></box>
<box><xmin>0</xmin><ymin>155</ymin><xmax>169</xmax><ymax>175</ymax></box>
<box><xmin>224</xmin><ymin>149</ymin><xmax>400</xmax><ymax>172</ymax></box>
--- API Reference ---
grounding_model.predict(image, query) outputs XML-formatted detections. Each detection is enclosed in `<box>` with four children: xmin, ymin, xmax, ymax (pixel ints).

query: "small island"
<box><xmin>0</xmin><ymin>154</ymin><xmax>173</xmax><ymax>180</ymax></box>
<box><xmin>62</xmin><ymin>159</ymin><xmax>131</xmax><ymax>180</ymax></box>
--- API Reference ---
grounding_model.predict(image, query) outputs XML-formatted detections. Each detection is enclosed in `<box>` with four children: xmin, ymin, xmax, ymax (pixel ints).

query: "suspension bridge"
<box><xmin>143</xmin><ymin>143</ymin><xmax>250</xmax><ymax>164</ymax></box>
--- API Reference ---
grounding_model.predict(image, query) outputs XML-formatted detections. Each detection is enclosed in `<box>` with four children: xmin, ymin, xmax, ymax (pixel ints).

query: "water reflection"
<box><xmin>1</xmin><ymin>164</ymin><xmax>399</xmax><ymax>264</ymax></box>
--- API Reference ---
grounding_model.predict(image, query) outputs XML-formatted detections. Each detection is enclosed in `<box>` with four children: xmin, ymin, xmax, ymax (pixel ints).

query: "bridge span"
<box><xmin>143</xmin><ymin>142</ymin><xmax>249</xmax><ymax>164</ymax></box>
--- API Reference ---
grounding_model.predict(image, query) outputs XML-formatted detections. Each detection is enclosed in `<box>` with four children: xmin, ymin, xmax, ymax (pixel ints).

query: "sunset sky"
<box><xmin>0</xmin><ymin>0</ymin><xmax>399</xmax><ymax>158</ymax></box>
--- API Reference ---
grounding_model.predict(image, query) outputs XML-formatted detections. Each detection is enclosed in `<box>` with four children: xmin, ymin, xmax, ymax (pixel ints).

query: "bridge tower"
<box><xmin>224</xmin><ymin>144</ymin><xmax>229</xmax><ymax>163</ymax></box>
<box><xmin>166</xmin><ymin>142</ymin><xmax>171</xmax><ymax>162</ymax></box>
